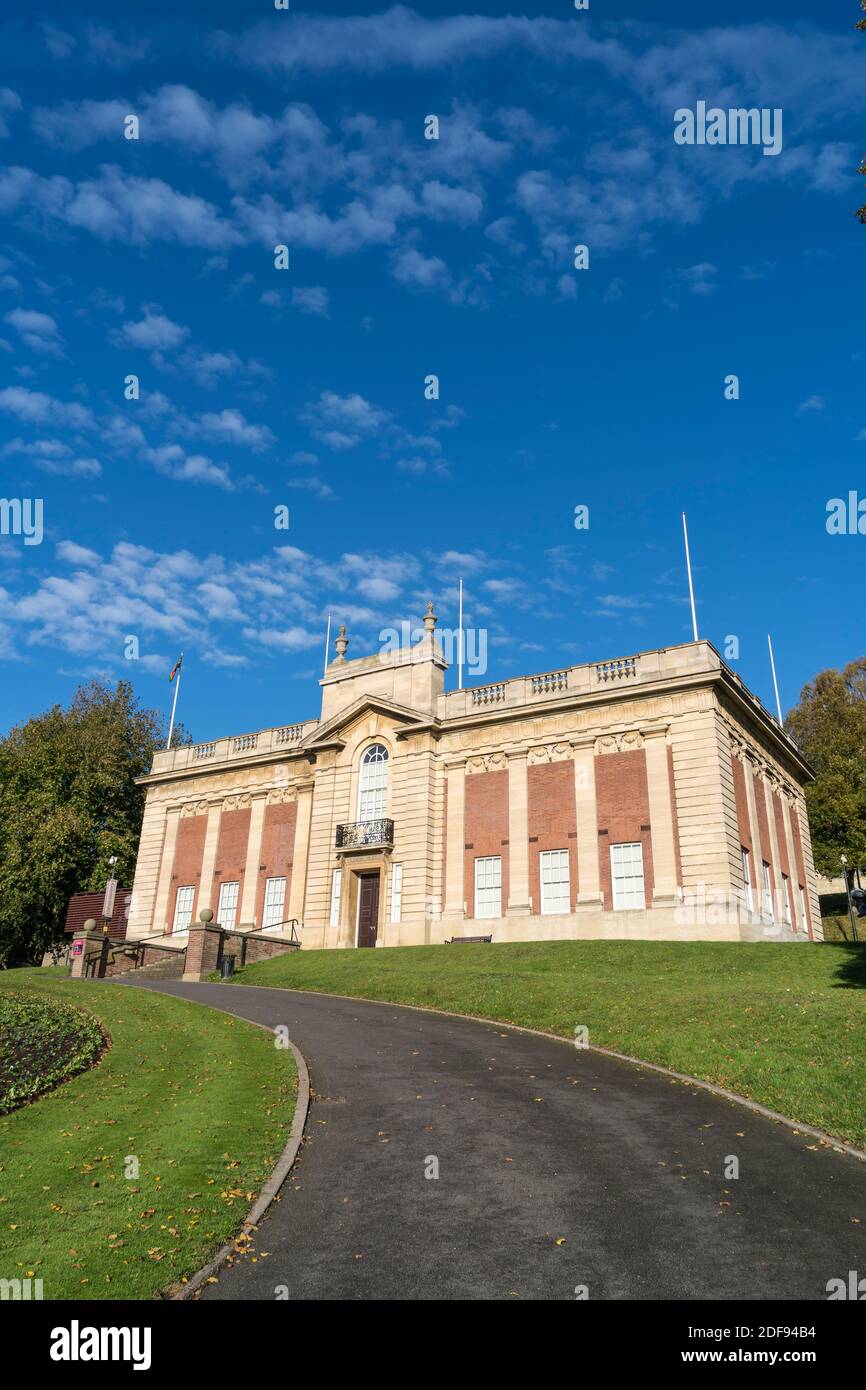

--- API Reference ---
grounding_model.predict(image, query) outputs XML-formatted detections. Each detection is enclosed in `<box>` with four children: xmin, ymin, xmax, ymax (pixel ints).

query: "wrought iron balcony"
<box><xmin>335</xmin><ymin>818</ymin><xmax>395</xmax><ymax>850</ymax></box>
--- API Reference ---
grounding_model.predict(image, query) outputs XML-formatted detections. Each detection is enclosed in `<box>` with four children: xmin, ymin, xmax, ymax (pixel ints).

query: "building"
<box><xmin>127</xmin><ymin>609</ymin><xmax>821</xmax><ymax>949</ymax></box>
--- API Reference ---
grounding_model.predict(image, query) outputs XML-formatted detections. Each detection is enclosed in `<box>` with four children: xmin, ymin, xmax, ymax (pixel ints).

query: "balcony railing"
<box><xmin>335</xmin><ymin>819</ymin><xmax>395</xmax><ymax>850</ymax></box>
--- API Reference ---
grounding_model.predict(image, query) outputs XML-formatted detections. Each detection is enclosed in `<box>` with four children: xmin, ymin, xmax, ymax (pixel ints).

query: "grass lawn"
<box><xmin>0</xmin><ymin>970</ymin><xmax>296</xmax><ymax>1299</ymax></box>
<box><xmin>232</xmin><ymin>939</ymin><xmax>866</xmax><ymax>1148</ymax></box>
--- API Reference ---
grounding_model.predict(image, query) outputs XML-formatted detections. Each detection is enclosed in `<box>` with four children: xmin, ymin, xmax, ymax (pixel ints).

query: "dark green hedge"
<box><xmin>0</xmin><ymin>991</ymin><xmax>105</xmax><ymax>1112</ymax></box>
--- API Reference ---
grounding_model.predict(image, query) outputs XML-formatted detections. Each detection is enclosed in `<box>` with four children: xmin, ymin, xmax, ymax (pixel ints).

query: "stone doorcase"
<box><xmin>335</xmin><ymin>852</ymin><xmax>390</xmax><ymax>947</ymax></box>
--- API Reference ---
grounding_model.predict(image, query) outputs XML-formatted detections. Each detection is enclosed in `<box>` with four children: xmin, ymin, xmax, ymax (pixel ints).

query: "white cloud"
<box><xmin>291</xmin><ymin>285</ymin><xmax>330</xmax><ymax>317</ymax></box>
<box><xmin>197</xmin><ymin>409</ymin><xmax>275</xmax><ymax>451</ymax></box>
<box><xmin>302</xmin><ymin>390</ymin><xmax>392</xmax><ymax>450</ymax></box>
<box><xmin>390</xmin><ymin>246</ymin><xmax>450</xmax><ymax>290</ymax></box>
<box><xmin>119</xmin><ymin>311</ymin><xmax>189</xmax><ymax>352</ymax></box>
<box><xmin>0</xmin><ymin>387</ymin><xmax>93</xmax><ymax>429</ymax></box>
<box><xmin>0</xmin><ymin>165</ymin><xmax>241</xmax><ymax>249</ymax></box>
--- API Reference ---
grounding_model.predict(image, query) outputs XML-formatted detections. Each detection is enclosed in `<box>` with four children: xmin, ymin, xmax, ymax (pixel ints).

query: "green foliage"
<box><xmin>0</xmin><ymin>681</ymin><xmax>188</xmax><ymax>967</ymax></box>
<box><xmin>0</xmin><ymin>991</ymin><xmax>104</xmax><ymax>1113</ymax></box>
<box><xmin>785</xmin><ymin>657</ymin><xmax>866</xmax><ymax>877</ymax></box>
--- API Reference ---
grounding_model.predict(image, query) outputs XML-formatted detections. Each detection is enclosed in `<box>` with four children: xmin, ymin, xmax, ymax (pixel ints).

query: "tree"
<box><xmin>0</xmin><ymin>681</ymin><xmax>189</xmax><ymax>967</ymax></box>
<box><xmin>786</xmin><ymin>658</ymin><xmax>866</xmax><ymax>877</ymax></box>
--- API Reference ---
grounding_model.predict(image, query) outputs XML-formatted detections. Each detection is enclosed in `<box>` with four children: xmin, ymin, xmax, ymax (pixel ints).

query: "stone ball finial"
<box><xmin>199</xmin><ymin>908</ymin><xmax>214</xmax><ymax>923</ymax></box>
<box><xmin>83</xmin><ymin>918</ymin><xmax>97</xmax><ymax>932</ymax></box>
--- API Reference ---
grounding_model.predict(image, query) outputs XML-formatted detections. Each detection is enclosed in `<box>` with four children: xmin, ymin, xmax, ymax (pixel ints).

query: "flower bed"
<box><xmin>0</xmin><ymin>991</ymin><xmax>105</xmax><ymax>1113</ymax></box>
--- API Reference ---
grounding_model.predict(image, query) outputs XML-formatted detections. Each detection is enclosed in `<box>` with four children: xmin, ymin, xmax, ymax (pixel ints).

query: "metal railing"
<box><xmin>335</xmin><ymin>818</ymin><xmax>395</xmax><ymax>849</ymax></box>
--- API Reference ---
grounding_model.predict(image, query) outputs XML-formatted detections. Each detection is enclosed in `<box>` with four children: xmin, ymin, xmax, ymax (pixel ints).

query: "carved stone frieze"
<box><xmin>466</xmin><ymin>752</ymin><xmax>507</xmax><ymax>774</ymax></box>
<box><xmin>594</xmin><ymin>730</ymin><xmax>645</xmax><ymax>755</ymax></box>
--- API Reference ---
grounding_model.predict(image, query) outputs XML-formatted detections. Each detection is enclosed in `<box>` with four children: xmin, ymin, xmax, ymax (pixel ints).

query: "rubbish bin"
<box><xmin>220</xmin><ymin>954</ymin><xmax>236</xmax><ymax>979</ymax></box>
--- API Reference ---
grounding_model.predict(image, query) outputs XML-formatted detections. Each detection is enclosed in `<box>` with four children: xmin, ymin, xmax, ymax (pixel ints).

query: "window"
<box><xmin>781</xmin><ymin>874</ymin><xmax>792</xmax><ymax>924</ymax></box>
<box><xmin>762</xmin><ymin>861</ymin><xmax>774</xmax><ymax>919</ymax></box>
<box><xmin>357</xmin><ymin>743</ymin><xmax>389</xmax><ymax>820</ymax></box>
<box><xmin>262</xmin><ymin>876</ymin><xmax>287</xmax><ymax>929</ymax></box>
<box><xmin>610</xmin><ymin>842</ymin><xmax>645</xmax><ymax>911</ymax></box>
<box><xmin>173</xmin><ymin>885</ymin><xmax>194</xmax><ymax>933</ymax></box>
<box><xmin>540</xmin><ymin>850</ymin><xmax>570</xmax><ymax>915</ymax></box>
<box><xmin>329</xmin><ymin>869</ymin><xmax>342</xmax><ymax>928</ymax></box>
<box><xmin>474</xmin><ymin>856</ymin><xmax>502</xmax><ymax>919</ymax></box>
<box><xmin>741</xmin><ymin>847</ymin><xmax>754</xmax><ymax>911</ymax></box>
<box><xmin>217</xmin><ymin>880</ymin><xmax>239</xmax><ymax>931</ymax></box>
<box><xmin>798</xmin><ymin>884</ymin><xmax>807</xmax><ymax>928</ymax></box>
<box><xmin>391</xmin><ymin>863</ymin><xmax>403</xmax><ymax>923</ymax></box>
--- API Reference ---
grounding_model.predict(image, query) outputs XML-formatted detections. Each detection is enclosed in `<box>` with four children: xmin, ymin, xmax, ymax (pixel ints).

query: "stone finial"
<box><xmin>334</xmin><ymin>624</ymin><xmax>349</xmax><ymax>661</ymax></box>
<box><xmin>83</xmin><ymin>918</ymin><xmax>97</xmax><ymax>932</ymax></box>
<box><xmin>423</xmin><ymin>601</ymin><xmax>437</xmax><ymax>634</ymax></box>
<box><xmin>199</xmin><ymin>908</ymin><xmax>214</xmax><ymax>923</ymax></box>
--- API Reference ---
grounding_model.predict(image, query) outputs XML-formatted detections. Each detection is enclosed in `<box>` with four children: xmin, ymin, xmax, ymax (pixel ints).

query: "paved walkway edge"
<box><xmin>240</xmin><ymin>982</ymin><xmax>866</xmax><ymax>1166</ymax></box>
<box><xmin>122</xmin><ymin>988</ymin><xmax>313</xmax><ymax>1302</ymax></box>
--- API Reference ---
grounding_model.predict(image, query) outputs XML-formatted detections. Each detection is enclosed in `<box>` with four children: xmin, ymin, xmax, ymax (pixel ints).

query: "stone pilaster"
<box><xmin>152</xmin><ymin>806</ymin><xmax>180</xmax><ymax>936</ymax></box>
<box><xmin>288</xmin><ymin>782</ymin><xmax>314</xmax><ymax>923</ymax></box>
<box><xmin>644</xmin><ymin>730</ymin><xmax>678</xmax><ymax>905</ymax></box>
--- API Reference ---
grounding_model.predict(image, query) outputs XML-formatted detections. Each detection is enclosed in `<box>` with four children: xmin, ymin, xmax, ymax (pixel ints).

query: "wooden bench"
<box><xmin>445</xmin><ymin>935</ymin><xmax>493</xmax><ymax>945</ymax></box>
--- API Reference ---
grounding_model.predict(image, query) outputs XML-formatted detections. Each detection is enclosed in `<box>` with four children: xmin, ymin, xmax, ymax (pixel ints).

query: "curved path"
<box><xmin>117</xmin><ymin>979</ymin><xmax>865</xmax><ymax>1301</ymax></box>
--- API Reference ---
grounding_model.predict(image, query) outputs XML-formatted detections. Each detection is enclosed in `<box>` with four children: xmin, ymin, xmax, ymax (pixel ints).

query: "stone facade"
<box><xmin>128</xmin><ymin>613</ymin><xmax>821</xmax><ymax>949</ymax></box>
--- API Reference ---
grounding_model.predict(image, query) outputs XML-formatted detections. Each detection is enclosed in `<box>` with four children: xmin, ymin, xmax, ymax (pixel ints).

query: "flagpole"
<box><xmin>682</xmin><ymin>512</ymin><xmax>699</xmax><ymax>642</ymax></box>
<box><xmin>767</xmin><ymin>633</ymin><xmax>783</xmax><ymax>725</ymax></box>
<box><xmin>166</xmin><ymin>655</ymin><xmax>182</xmax><ymax>750</ymax></box>
<box><xmin>458</xmin><ymin>576</ymin><xmax>464</xmax><ymax>690</ymax></box>
<box><xmin>323</xmin><ymin>614</ymin><xmax>331</xmax><ymax>677</ymax></box>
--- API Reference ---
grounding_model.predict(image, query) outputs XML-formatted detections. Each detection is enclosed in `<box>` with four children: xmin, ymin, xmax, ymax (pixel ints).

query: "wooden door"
<box><xmin>357</xmin><ymin>873</ymin><xmax>380</xmax><ymax>948</ymax></box>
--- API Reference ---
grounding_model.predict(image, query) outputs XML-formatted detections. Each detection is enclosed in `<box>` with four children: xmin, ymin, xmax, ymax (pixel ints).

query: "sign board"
<box><xmin>72</xmin><ymin>941</ymin><xmax>84</xmax><ymax>957</ymax></box>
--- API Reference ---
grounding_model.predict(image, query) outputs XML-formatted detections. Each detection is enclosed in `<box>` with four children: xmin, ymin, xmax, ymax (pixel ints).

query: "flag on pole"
<box><xmin>168</xmin><ymin>655</ymin><xmax>183</xmax><ymax>683</ymax></box>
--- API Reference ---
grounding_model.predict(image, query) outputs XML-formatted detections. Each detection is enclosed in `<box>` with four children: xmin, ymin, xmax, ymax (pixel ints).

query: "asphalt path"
<box><xmin>116</xmin><ymin>978</ymin><xmax>866</xmax><ymax>1301</ymax></box>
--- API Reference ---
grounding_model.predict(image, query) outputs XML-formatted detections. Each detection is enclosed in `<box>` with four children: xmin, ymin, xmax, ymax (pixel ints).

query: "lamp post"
<box><xmin>840</xmin><ymin>854</ymin><xmax>859</xmax><ymax>943</ymax></box>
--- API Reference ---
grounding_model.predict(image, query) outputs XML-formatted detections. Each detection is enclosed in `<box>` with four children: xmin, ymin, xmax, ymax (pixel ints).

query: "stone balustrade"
<box><xmin>153</xmin><ymin>719</ymin><xmax>319</xmax><ymax>774</ymax></box>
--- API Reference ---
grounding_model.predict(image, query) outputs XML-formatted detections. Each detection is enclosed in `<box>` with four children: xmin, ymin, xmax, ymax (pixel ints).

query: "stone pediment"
<box><xmin>301</xmin><ymin>693</ymin><xmax>434</xmax><ymax>752</ymax></box>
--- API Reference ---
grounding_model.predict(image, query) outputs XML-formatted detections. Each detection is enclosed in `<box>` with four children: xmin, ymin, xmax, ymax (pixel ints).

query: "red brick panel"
<box><xmin>790</xmin><ymin>806</ymin><xmax>813</xmax><ymax>938</ymax></box>
<box><xmin>169</xmin><ymin>814</ymin><xmax>207</xmax><ymax>928</ymax></box>
<box><xmin>595</xmin><ymin>750</ymin><xmax>655</xmax><ymax>908</ymax></box>
<box><xmin>212</xmin><ymin>807</ymin><xmax>251</xmax><ymax>925</ymax></box>
<box><xmin>772</xmin><ymin>794</ymin><xmax>791</xmax><ymax>880</ymax></box>
<box><xmin>463</xmin><ymin>769</ymin><xmax>509</xmax><ymax>919</ymax></box>
<box><xmin>255</xmin><ymin>802</ymin><xmax>297</xmax><ymax>927</ymax></box>
<box><xmin>754</xmin><ymin>780</ymin><xmax>777</xmax><ymax>892</ymax></box>
<box><xmin>528</xmin><ymin>761</ymin><xmax>577</xmax><ymax>912</ymax></box>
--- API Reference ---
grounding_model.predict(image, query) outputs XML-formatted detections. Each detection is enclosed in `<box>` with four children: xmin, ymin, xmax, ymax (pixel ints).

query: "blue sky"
<box><xmin>0</xmin><ymin>1</ymin><xmax>863</xmax><ymax>742</ymax></box>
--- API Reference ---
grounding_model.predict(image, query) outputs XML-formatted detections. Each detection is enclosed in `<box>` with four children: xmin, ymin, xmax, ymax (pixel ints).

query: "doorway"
<box><xmin>356</xmin><ymin>871</ymin><xmax>380</xmax><ymax>948</ymax></box>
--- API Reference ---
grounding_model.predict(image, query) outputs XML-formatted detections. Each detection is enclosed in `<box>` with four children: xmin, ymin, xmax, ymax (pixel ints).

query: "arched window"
<box><xmin>358</xmin><ymin>743</ymin><xmax>389</xmax><ymax>820</ymax></box>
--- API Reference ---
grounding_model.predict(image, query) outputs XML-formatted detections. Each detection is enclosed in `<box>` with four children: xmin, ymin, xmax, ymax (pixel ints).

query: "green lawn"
<box><xmin>232</xmin><ymin>939</ymin><xmax>866</xmax><ymax>1148</ymax></box>
<box><xmin>0</xmin><ymin>970</ymin><xmax>296</xmax><ymax>1299</ymax></box>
